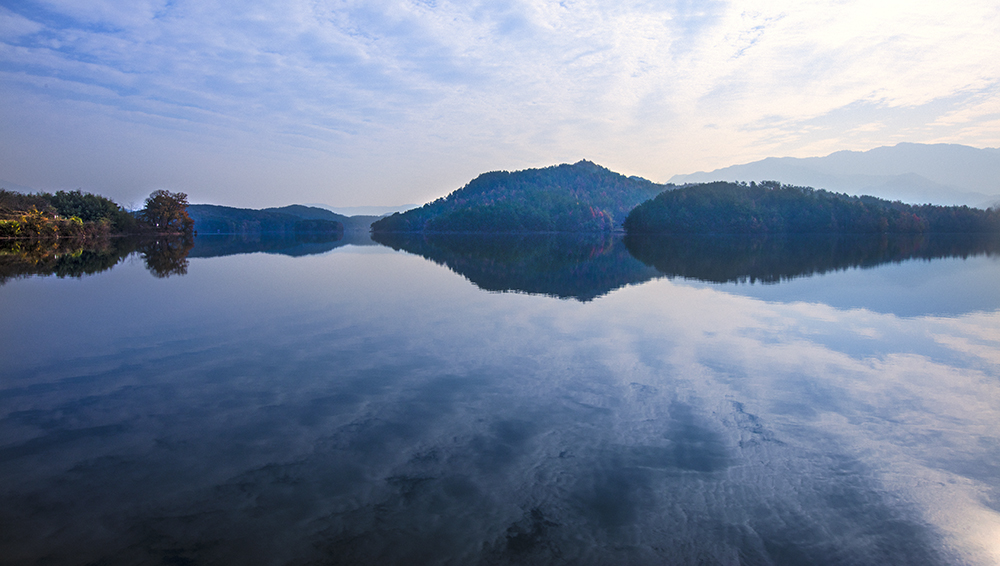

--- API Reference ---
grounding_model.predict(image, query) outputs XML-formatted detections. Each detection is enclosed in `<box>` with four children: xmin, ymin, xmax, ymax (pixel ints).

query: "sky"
<box><xmin>1</xmin><ymin>0</ymin><xmax>998</xmax><ymax>208</ymax></box>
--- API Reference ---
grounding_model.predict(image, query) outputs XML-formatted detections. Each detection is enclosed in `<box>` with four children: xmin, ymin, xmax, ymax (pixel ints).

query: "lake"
<box><xmin>2</xmin><ymin>233</ymin><xmax>999</xmax><ymax>565</ymax></box>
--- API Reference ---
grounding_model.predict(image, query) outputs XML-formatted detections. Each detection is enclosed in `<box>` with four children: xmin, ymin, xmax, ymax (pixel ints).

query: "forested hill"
<box><xmin>187</xmin><ymin>204</ymin><xmax>344</xmax><ymax>235</ymax></box>
<box><xmin>371</xmin><ymin>160</ymin><xmax>668</xmax><ymax>233</ymax></box>
<box><xmin>261</xmin><ymin>205</ymin><xmax>380</xmax><ymax>231</ymax></box>
<box><xmin>623</xmin><ymin>181</ymin><xmax>1000</xmax><ymax>235</ymax></box>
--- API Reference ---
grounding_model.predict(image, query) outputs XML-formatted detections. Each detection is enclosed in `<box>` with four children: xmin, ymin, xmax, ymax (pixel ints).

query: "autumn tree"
<box><xmin>141</xmin><ymin>190</ymin><xmax>195</xmax><ymax>235</ymax></box>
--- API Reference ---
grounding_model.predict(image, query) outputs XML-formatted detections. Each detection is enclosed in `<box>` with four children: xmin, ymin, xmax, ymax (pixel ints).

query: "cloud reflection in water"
<box><xmin>0</xmin><ymin>244</ymin><xmax>998</xmax><ymax>564</ymax></box>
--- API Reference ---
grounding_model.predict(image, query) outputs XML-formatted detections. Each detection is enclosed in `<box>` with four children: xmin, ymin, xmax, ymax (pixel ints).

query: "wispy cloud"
<box><xmin>0</xmin><ymin>0</ymin><xmax>997</xmax><ymax>205</ymax></box>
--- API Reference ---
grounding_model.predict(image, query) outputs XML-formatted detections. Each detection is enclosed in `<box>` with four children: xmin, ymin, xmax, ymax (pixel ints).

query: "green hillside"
<box><xmin>624</xmin><ymin>181</ymin><xmax>1000</xmax><ymax>235</ymax></box>
<box><xmin>371</xmin><ymin>160</ymin><xmax>667</xmax><ymax>233</ymax></box>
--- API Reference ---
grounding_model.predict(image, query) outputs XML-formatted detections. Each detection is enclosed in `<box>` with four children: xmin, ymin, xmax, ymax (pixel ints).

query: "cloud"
<box><xmin>31</xmin><ymin>0</ymin><xmax>169</xmax><ymax>28</ymax></box>
<box><xmin>0</xmin><ymin>0</ymin><xmax>997</xmax><ymax>205</ymax></box>
<box><xmin>0</xmin><ymin>8</ymin><xmax>44</xmax><ymax>39</ymax></box>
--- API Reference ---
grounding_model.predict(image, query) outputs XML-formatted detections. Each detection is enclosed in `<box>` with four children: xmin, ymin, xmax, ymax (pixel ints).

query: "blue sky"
<box><xmin>1</xmin><ymin>0</ymin><xmax>998</xmax><ymax>207</ymax></box>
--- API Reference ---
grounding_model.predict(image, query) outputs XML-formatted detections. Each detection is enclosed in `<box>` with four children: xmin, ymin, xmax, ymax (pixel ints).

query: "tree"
<box><xmin>141</xmin><ymin>190</ymin><xmax>195</xmax><ymax>235</ymax></box>
<box><xmin>49</xmin><ymin>190</ymin><xmax>119</xmax><ymax>223</ymax></box>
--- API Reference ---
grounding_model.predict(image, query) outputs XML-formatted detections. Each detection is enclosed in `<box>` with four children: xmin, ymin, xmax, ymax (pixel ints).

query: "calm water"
<box><xmin>2</xmin><ymin>234</ymin><xmax>1000</xmax><ymax>565</ymax></box>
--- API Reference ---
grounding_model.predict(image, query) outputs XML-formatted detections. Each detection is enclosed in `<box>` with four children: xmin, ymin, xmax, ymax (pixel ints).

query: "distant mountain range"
<box><xmin>0</xmin><ymin>179</ymin><xmax>36</xmax><ymax>193</ymax></box>
<box><xmin>669</xmin><ymin>143</ymin><xmax>1000</xmax><ymax>208</ymax></box>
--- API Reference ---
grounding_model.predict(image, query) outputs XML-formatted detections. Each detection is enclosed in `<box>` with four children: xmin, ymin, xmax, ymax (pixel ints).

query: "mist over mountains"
<box><xmin>669</xmin><ymin>143</ymin><xmax>1000</xmax><ymax>208</ymax></box>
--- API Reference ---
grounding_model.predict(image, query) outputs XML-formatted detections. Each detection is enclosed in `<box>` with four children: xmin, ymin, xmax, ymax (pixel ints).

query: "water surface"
<box><xmin>1</xmin><ymin>234</ymin><xmax>999</xmax><ymax>565</ymax></box>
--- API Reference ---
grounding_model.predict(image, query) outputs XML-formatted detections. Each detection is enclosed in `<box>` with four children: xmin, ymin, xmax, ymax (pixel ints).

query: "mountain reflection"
<box><xmin>6</xmin><ymin>231</ymin><xmax>999</xmax><ymax>300</ymax></box>
<box><xmin>625</xmin><ymin>232</ymin><xmax>1000</xmax><ymax>284</ymax></box>
<box><xmin>371</xmin><ymin>232</ymin><xmax>661</xmax><ymax>301</ymax></box>
<box><xmin>373</xmin><ymin>231</ymin><xmax>1000</xmax><ymax>301</ymax></box>
<box><xmin>189</xmin><ymin>232</ymin><xmax>350</xmax><ymax>259</ymax></box>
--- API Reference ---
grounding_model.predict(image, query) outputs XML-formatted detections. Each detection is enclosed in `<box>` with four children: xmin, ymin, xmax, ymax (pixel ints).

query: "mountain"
<box><xmin>187</xmin><ymin>204</ymin><xmax>344</xmax><ymax>235</ymax></box>
<box><xmin>0</xmin><ymin>179</ymin><xmax>36</xmax><ymax>193</ymax></box>
<box><xmin>304</xmin><ymin>204</ymin><xmax>418</xmax><ymax>216</ymax></box>
<box><xmin>261</xmin><ymin>205</ymin><xmax>379</xmax><ymax>231</ymax></box>
<box><xmin>669</xmin><ymin>143</ymin><xmax>1000</xmax><ymax>208</ymax></box>
<box><xmin>371</xmin><ymin>160</ymin><xmax>668</xmax><ymax>233</ymax></box>
<box><xmin>624</xmin><ymin>181</ymin><xmax>1000</xmax><ymax>235</ymax></box>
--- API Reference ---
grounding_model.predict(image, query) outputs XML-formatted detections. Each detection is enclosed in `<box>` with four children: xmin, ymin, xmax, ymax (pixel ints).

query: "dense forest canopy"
<box><xmin>371</xmin><ymin>160</ymin><xmax>668</xmax><ymax>233</ymax></box>
<box><xmin>624</xmin><ymin>181</ymin><xmax>1000</xmax><ymax>235</ymax></box>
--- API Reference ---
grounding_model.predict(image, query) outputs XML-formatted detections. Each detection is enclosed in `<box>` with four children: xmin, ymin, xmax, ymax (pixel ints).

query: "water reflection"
<box><xmin>138</xmin><ymin>236</ymin><xmax>195</xmax><ymax>278</ymax></box>
<box><xmin>7</xmin><ymin>231</ymin><xmax>998</xmax><ymax>301</ymax></box>
<box><xmin>1</xmin><ymin>245</ymin><xmax>998</xmax><ymax>564</ymax></box>
<box><xmin>625</xmin><ymin>232</ymin><xmax>1000</xmax><ymax>284</ymax></box>
<box><xmin>371</xmin><ymin>232</ymin><xmax>660</xmax><ymax>301</ymax></box>
<box><xmin>190</xmin><ymin>231</ymin><xmax>354</xmax><ymax>258</ymax></box>
<box><xmin>0</xmin><ymin>231</ymin><xmax>380</xmax><ymax>284</ymax></box>
<box><xmin>0</xmin><ymin>235</ymin><xmax>194</xmax><ymax>283</ymax></box>
<box><xmin>372</xmin><ymin>232</ymin><xmax>1000</xmax><ymax>310</ymax></box>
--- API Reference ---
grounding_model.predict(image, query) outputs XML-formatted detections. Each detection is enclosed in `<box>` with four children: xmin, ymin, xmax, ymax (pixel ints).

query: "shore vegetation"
<box><xmin>0</xmin><ymin>188</ymin><xmax>194</xmax><ymax>240</ymax></box>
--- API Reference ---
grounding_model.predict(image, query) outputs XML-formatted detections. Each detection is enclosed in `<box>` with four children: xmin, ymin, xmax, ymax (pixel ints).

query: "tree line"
<box><xmin>372</xmin><ymin>162</ymin><xmax>1000</xmax><ymax>236</ymax></box>
<box><xmin>623</xmin><ymin>181</ymin><xmax>1000</xmax><ymax>235</ymax></box>
<box><xmin>0</xmin><ymin>188</ymin><xmax>194</xmax><ymax>240</ymax></box>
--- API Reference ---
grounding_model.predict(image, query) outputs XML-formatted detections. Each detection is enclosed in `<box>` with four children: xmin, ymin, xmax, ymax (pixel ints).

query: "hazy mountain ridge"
<box><xmin>303</xmin><ymin>203</ymin><xmax>418</xmax><ymax>216</ymax></box>
<box><xmin>669</xmin><ymin>143</ymin><xmax>1000</xmax><ymax>208</ymax></box>
<box><xmin>0</xmin><ymin>180</ymin><xmax>37</xmax><ymax>194</ymax></box>
<box><xmin>261</xmin><ymin>205</ymin><xmax>379</xmax><ymax>231</ymax></box>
